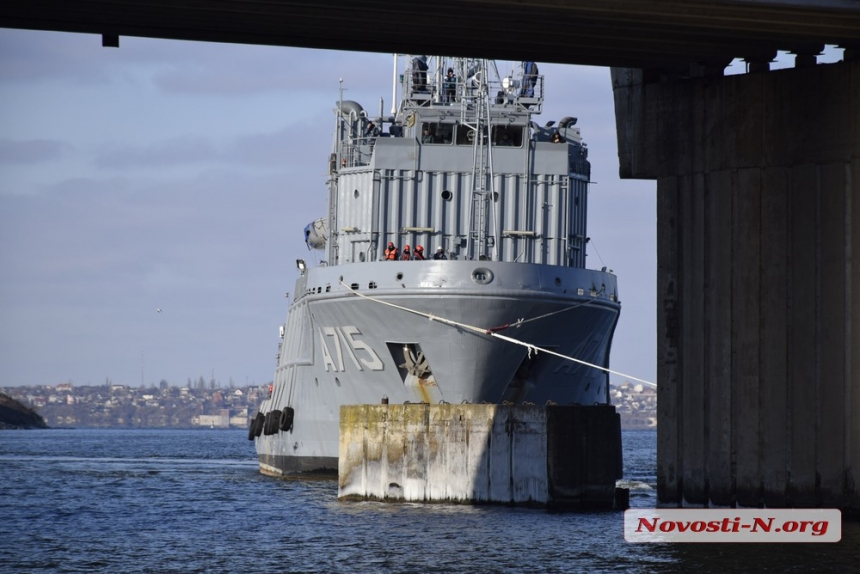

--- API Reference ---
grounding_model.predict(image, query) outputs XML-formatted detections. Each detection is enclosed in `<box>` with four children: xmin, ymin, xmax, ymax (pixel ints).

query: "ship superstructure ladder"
<box><xmin>462</xmin><ymin>59</ymin><xmax>500</xmax><ymax>261</ymax></box>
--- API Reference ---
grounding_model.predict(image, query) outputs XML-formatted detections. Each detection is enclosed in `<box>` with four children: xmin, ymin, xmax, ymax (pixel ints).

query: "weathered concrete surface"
<box><xmin>613</xmin><ymin>59</ymin><xmax>860</xmax><ymax>512</ymax></box>
<box><xmin>546</xmin><ymin>405</ymin><xmax>622</xmax><ymax>507</ymax></box>
<box><xmin>339</xmin><ymin>404</ymin><xmax>622</xmax><ymax>507</ymax></box>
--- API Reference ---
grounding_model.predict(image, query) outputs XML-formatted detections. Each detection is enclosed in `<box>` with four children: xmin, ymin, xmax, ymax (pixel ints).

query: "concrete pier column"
<box><xmin>612</xmin><ymin>60</ymin><xmax>860</xmax><ymax>512</ymax></box>
<box><xmin>338</xmin><ymin>404</ymin><xmax>623</xmax><ymax>507</ymax></box>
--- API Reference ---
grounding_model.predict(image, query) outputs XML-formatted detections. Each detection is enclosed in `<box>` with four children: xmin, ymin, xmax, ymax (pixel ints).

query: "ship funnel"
<box><xmin>336</xmin><ymin>100</ymin><xmax>364</xmax><ymax>117</ymax></box>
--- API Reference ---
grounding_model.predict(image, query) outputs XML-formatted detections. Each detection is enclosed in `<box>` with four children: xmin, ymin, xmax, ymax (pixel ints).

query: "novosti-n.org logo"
<box><xmin>624</xmin><ymin>509</ymin><xmax>841</xmax><ymax>543</ymax></box>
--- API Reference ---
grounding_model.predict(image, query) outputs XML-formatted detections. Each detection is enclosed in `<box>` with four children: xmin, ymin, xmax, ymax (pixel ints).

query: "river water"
<box><xmin>1</xmin><ymin>429</ymin><xmax>856</xmax><ymax>572</ymax></box>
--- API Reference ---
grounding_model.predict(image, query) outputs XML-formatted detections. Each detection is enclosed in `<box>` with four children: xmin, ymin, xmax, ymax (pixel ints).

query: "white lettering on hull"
<box><xmin>319</xmin><ymin>326</ymin><xmax>384</xmax><ymax>372</ymax></box>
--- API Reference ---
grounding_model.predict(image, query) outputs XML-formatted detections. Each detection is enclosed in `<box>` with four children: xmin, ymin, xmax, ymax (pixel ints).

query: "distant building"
<box><xmin>229</xmin><ymin>414</ymin><xmax>249</xmax><ymax>427</ymax></box>
<box><xmin>194</xmin><ymin>414</ymin><xmax>230</xmax><ymax>428</ymax></box>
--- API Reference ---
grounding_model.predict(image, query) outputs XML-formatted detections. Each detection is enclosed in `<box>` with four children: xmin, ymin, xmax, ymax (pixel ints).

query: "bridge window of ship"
<box><xmin>457</xmin><ymin>125</ymin><xmax>490</xmax><ymax>145</ymax></box>
<box><xmin>420</xmin><ymin>122</ymin><xmax>452</xmax><ymax>144</ymax></box>
<box><xmin>491</xmin><ymin>126</ymin><xmax>523</xmax><ymax>146</ymax></box>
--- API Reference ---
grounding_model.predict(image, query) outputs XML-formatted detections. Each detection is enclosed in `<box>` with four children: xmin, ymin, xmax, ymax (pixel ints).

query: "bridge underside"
<box><xmin>614</xmin><ymin>60</ymin><xmax>860</xmax><ymax>512</ymax></box>
<box><xmin>2</xmin><ymin>1</ymin><xmax>860</xmax><ymax>72</ymax></box>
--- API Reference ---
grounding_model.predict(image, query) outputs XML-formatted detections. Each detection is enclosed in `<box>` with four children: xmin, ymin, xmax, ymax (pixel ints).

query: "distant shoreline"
<box><xmin>0</xmin><ymin>392</ymin><xmax>48</xmax><ymax>429</ymax></box>
<box><xmin>3</xmin><ymin>381</ymin><xmax>656</xmax><ymax>431</ymax></box>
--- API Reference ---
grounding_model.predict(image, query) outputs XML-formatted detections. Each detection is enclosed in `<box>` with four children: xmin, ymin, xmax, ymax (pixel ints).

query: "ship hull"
<box><xmin>255</xmin><ymin>260</ymin><xmax>620</xmax><ymax>476</ymax></box>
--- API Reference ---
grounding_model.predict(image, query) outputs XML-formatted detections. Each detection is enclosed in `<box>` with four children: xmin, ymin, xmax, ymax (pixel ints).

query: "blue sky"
<box><xmin>0</xmin><ymin>28</ymin><xmax>662</xmax><ymax>389</ymax></box>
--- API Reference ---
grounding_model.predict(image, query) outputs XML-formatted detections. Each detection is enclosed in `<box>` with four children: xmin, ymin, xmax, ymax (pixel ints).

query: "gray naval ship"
<box><xmin>251</xmin><ymin>56</ymin><xmax>621</xmax><ymax>476</ymax></box>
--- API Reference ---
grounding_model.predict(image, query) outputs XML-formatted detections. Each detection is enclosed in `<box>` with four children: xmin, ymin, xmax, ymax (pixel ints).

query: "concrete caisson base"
<box><xmin>338</xmin><ymin>403</ymin><xmax>622</xmax><ymax>508</ymax></box>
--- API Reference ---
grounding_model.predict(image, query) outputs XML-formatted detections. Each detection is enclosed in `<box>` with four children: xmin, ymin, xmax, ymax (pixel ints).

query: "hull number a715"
<box><xmin>319</xmin><ymin>326</ymin><xmax>385</xmax><ymax>372</ymax></box>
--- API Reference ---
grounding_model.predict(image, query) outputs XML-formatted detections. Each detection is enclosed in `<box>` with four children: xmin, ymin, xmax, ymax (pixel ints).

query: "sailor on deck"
<box><xmin>443</xmin><ymin>68</ymin><xmax>457</xmax><ymax>102</ymax></box>
<box><xmin>384</xmin><ymin>242</ymin><xmax>398</xmax><ymax>260</ymax></box>
<box><xmin>433</xmin><ymin>246</ymin><xmax>447</xmax><ymax>260</ymax></box>
<box><xmin>364</xmin><ymin>122</ymin><xmax>380</xmax><ymax>141</ymax></box>
<box><xmin>401</xmin><ymin>245</ymin><xmax>412</xmax><ymax>260</ymax></box>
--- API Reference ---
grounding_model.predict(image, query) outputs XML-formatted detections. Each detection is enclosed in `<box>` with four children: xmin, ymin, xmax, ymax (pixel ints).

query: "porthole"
<box><xmin>395</xmin><ymin>272</ymin><xmax>404</xmax><ymax>281</ymax></box>
<box><xmin>554</xmin><ymin>277</ymin><xmax>562</xmax><ymax>286</ymax></box>
<box><xmin>471</xmin><ymin>267</ymin><xmax>494</xmax><ymax>285</ymax></box>
<box><xmin>441</xmin><ymin>190</ymin><xmax>453</xmax><ymax>201</ymax></box>
<box><xmin>354</xmin><ymin>189</ymin><xmax>360</xmax><ymax>198</ymax></box>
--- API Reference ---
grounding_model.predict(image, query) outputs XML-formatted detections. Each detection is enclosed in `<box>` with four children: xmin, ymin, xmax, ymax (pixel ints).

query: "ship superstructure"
<box><xmin>252</xmin><ymin>56</ymin><xmax>621</xmax><ymax>476</ymax></box>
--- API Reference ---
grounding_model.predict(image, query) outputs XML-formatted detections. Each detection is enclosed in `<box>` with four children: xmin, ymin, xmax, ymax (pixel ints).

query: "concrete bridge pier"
<box><xmin>612</xmin><ymin>58</ymin><xmax>860</xmax><ymax>512</ymax></box>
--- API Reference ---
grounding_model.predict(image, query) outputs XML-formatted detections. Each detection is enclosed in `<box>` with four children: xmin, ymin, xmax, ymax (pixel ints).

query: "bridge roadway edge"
<box><xmin>612</xmin><ymin>60</ymin><xmax>860</xmax><ymax>514</ymax></box>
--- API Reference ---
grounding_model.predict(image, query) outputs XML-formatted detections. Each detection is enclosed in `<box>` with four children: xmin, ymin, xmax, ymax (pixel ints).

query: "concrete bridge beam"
<box><xmin>613</xmin><ymin>60</ymin><xmax>860</xmax><ymax>512</ymax></box>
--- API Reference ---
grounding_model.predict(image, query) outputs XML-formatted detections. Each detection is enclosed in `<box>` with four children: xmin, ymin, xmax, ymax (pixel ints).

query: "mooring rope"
<box><xmin>486</xmin><ymin>286</ymin><xmax>605</xmax><ymax>333</ymax></box>
<box><xmin>338</xmin><ymin>280</ymin><xmax>656</xmax><ymax>387</ymax></box>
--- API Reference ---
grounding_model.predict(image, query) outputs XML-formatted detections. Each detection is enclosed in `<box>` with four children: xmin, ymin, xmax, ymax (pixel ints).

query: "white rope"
<box><xmin>338</xmin><ymin>281</ymin><xmax>656</xmax><ymax>387</ymax></box>
<box><xmin>502</xmin><ymin>286</ymin><xmax>604</xmax><ymax>328</ymax></box>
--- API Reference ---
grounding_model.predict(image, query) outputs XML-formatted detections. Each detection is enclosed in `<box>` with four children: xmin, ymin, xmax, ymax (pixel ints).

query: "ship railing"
<box><xmin>339</xmin><ymin>136</ymin><xmax>377</xmax><ymax>168</ymax></box>
<box><xmin>403</xmin><ymin>63</ymin><xmax>544</xmax><ymax>112</ymax></box>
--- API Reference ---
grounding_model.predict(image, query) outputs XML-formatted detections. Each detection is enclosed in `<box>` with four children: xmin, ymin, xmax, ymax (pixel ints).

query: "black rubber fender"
<box><xmin>263</xmin><ymin>411</ymin><xmax>275</xmax><ymax>435</ymax></box>
<box><xmin>247</xmin><ymin>416</ymin><xmax>257</xmax><ymax>441</ymax></box>
<box><xmin>265</xmin><ymin>410</ymin><xmax>282</xmax><ymax>435</ymax></box>
<box><xmin>278</xmin><ymin>407</ymin><xmax>295</xmax><ymax>432</ymax></box>
<box><xmin>253</xmin><ymin>412</ymin><xmax>265</xmax><ymax>437</ymax></box>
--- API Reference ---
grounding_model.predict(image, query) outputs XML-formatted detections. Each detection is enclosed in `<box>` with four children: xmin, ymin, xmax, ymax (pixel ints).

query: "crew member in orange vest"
<box><xmin>384</xmin><ymin>242</ymin><xmax>398</xmax><ymax>260</ymax></box>
<box><xmin>413</xmin><ymin>245</ymin><xmax>425</xmax><ymax>260</ymax></box>
<box><xmin>401</xmin><ymin>245</ymin><xmax>412</xmax><ymax>260</ymax></box>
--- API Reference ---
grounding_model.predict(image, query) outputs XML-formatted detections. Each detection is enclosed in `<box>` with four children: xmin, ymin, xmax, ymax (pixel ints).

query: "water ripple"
<box><xmin>1</xmin><ymin>428</ymin><xmax>857</xmax><ymax>573</ymax></box>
